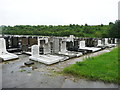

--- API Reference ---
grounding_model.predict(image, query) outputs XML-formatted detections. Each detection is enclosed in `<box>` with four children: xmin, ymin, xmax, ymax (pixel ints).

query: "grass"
<box><xmin>63</xmin><ymin>47</ymin><xmax>119</xmax><ymax>84</ymax></box>
<box><xmin>19</xmin><ymin>69</ymin><xmax>26</xmax><ymax>72</ymax></box>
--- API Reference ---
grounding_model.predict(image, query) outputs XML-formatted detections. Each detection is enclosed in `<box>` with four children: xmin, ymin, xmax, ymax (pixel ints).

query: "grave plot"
<box><xmin>58</xmin><ymin>36</ymin><xmax>83</xmax><ymax>58</ymax></box>
<box><xmin>29</xmin><ymin>45</ymin><xmax>68</xmax><ymax>65</ymax></box>
<box><xmin>79</xmin><ymin>40</ymin><xmax>101</xmax><ymax>52</ymax></box>
<box><xmin>0</xmin><ymin>38</ymin><xmax>19</xmax><ymax>61</ymax></box>
<box><xmin>104</xmin><ymin>38</ymin><xmax>117</xmax><ymax>47</ymax></box>
<box><xmin>96</xmin><ymin>39</ymin><xmax>106</xmax><ymax>49</ymax></box>
<box><xmin>67</xmin><ymin>39</ymin><xmax>88</xmax><ymax>55</ymax></box>
<box><xmin>38</xmin><ymin>37</ymin><xmax>69</xmax><ymax>62</ymax></box>
<box><xmin>6</xmin><ymin>36</ymin><xmax>21</xmax><ymax>52</ymax></box>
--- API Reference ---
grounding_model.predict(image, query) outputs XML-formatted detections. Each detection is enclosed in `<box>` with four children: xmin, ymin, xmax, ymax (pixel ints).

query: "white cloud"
<box><xmin>0</xmin><ymin>0</ymin><xmax>119</xmax><ymax>25</ymax></box>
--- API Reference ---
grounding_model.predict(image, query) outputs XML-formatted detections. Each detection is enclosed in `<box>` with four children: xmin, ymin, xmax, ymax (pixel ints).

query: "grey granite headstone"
<box><xmin>53</xmin><ymin>38</ymin><xmax>60</xmax><ymax>53</ymax></box>
<box><xmin>44</xmin><ymin>43</ymin><xmax>51</xmax><ymax>54</ymax></box>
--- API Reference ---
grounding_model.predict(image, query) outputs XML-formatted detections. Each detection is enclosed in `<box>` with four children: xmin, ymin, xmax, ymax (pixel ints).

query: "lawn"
<box><xmin>63</xmin><ymin>47</ymin><xmax>119</xmax><ymax>84</ymax></box>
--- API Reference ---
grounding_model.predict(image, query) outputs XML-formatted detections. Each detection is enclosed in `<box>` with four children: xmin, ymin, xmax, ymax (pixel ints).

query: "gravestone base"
<box><xmin>58</xmin><ymin>51</ymin><xmax>83</xmax><ymax>58</ymax></box>
<box><xmin>0</xmin><ymin>53</ymin><xmax>18</xmax><ymax>61</ymax></box>
<box><xmin>29</xmin><ymin>54</ymin><xmax>69</xmax><ymax>65</ymax></box>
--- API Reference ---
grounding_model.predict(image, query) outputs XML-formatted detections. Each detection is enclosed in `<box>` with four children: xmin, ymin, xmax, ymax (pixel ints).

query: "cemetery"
<box><xmin>0</xmin><ymin>0</ymin><xmax>119</xmax><ymax>88</ymax></box>
<box><xmin>0</xmin><ymin>35</ymin><xmax>119</xmax><ymax>88</ymax></box>
<box><xmin>0</xmin><ymin>35</ymin><xmax>118</xmax><ymax>64</ymax></box>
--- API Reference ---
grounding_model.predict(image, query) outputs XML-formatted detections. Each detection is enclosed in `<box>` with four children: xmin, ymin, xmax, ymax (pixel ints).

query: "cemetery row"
<box><xmin>0</xmin><ymin>35</ymin><xmax>118</xmax><ymax>65</ymax></box>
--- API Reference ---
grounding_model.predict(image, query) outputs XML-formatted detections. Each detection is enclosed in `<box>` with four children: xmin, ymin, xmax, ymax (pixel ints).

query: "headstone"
<box><xmin>45</xmin><ymin>38</ymin><xmax>48</xmax><ymax>44</ymax></box>
<box><xmin>0</xmin><ymin>38</ymin><xmax>7</xmax><ymax>54</ymax></box>
<box><xmin>86</xmin><ymin>38</ymin><xmax>90</xmax><ymax>47</ymax></box>
<box><xmin>53</xmin><ymin>38</ymin><xmax>60</xmax><ymax>53</ymax></box>
<box><xmin>104</xmin><ymin>38</ymin><xmax>109</xmax><ymax>45</ymax></box>
<box><xmin>61</xmin><ymin>41</ymin><xmax>67</xmax><ymax>53</ymax></box>
<box><xmin>44</xmin><ymin>43</ymin><xmax>51</xmax><ymax>54</ymax></box>
<box><xmin>29</xmin><ymin>37</ymin><xmax>37</xmax><ymax>46</ymax></box>
<box><xmin>40</xmin><ymin>40</ymin><xmax>45</xmax><ymax>48</ymax></box>
<box><xmin>97</xmin><ymin>40</ymin><xmax>102</xmax><ymax>46</ymax></box>
<box><xmin>31</xmin><ymin>45</ymin><xmax>39</xmax><ymax>57</ymax></box>
<box><xmin>69</xmin><ymin>35</ymin><xmax>75</xmax><ymax>42</ymax></box>
<box><xmin>93</xmin><ymin>39</ymin><xmax>98</xmax><ymax>47</ymax></box>
<box><xmin>79</xmin><ymin>41</ymin><xmax>85</xmax><ymax>49</ymax></box>
<box><xmin>11</xmin><ymin>37</ymin><xmax>19</xmax><ymax>48</ymax></box>
<box><xmin>21</xmin><ymin>37</ymin><xmax>31</xmax><ymax>52</ymax></box>
<box><xmin>66</xmin><ymin>41</ymin><xmax>74</xmax><ymax>50</ymax></box>
<box><xmin>18</xmin><ymin>37</ymin><xmax>22</xmax><ymax>48</ymax></box>
<box><xmin>4</xmin><ymin>36</ymin><xmax>10</xmax><ymax>49</ymax></box>
<box><xmin>115</xmin><ymin>38</ymin><xmax>117</xmax><ymax>44</ymax></box>
<box><xmin>22</xmin><ymin>37</ymin><xmax>29</xmax><ymax>45</ymax></box>
<box><xmin>50</xmin><ymin>42</ymin><xmax>54</xmax><ymax>54</ymax></box>
<box><xmin>111</xmin><ymin>38</ymin><xmax>113</xmax><ymax>44</ymax></box>
<box><xmin>37</xmin><ymin>37</ymin><xmax>40</xmax><ymax>46</ymax></box>
<box><xmin>74</xmin><ymin>40</ymin><xmax>79</xmax><ymax>49</ymax></box>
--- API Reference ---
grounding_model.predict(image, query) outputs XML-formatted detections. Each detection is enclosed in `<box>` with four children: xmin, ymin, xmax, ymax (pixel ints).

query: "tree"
<box><xmin>109</xmin><ymin>22</ymin><xmax>114</xmax><ymax>25</ymax></box>
<box><xmin>109</xmin><ymin>20</ymin><xmax>120</xmax><ymax>38</ymax></box>
<box><xmin>85</xmin><ymin>23</ymin><xmax>88</xmax><ymax>26</ymax></box>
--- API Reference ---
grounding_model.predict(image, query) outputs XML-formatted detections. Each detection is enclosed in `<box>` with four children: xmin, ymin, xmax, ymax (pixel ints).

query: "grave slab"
<box><xmin>79</xmin><ymin>41</ymin><xmax>101</xmax><ymax>52</ymax></box>
<box><xmin>29</xmin><ymin>45</ymin><xmax>69</xmax><ymax>65</ymax></box>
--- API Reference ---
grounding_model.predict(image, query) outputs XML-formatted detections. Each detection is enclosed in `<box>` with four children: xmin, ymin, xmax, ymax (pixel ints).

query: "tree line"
<box><xmin>1</xmin><ymin>20</ymin><xmax>120</xmax><ymax>38</ymax></box>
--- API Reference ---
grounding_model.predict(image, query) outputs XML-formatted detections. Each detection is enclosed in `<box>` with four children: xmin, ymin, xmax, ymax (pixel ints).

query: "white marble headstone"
<box><xmin>97</xmin><ymin>40</ymin><xmax>102</xmax><ymax>46</ymax></box>
<box><xmin>37</xmin><ymin>37</ymin><xmax>40</xmax><ymax>46</ymax></box>
<box><xmin>31</xmin><ymin>45</ymin><xmax>39</xmax><ymax>57</ymax></box>
<box><xmin>61</xmin><ymin>41</ymin><xmax>67</xmax><ymax>53</ymax></box>
<box><xmin>45</xmin><ymin>38</ymin><xmax>48</xmax><ymax>44</ymax></box>
<box><xmin>69</xmin><ymin>35</ymin><xmax>75</xmax><ymax>42</ymax></box>
<box><xmin>115</xmin><ymin>38</ymin><xmax>117</xmax><ymax>44</ymax></box>
<box><xmin>0</xmin><ymin>38</ymin><xmax>7</xmax><ymax>55</ymax></box>
<box><xmin>105</xmin><ymin>38</ymin><xmax>109</xmax><ymax>45</ymax></box>
<box><xmin>79</xmin><ymin>41</ymin><xmax>85</xmax><ymax>48</ymax></box>
<box><xmin>111</xmin><ymin>39</ymin><xmax>113</xmax><ymax>44</ymax></box>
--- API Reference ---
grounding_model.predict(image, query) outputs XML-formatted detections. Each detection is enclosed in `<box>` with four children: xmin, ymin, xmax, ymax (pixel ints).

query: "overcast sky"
<box><xmin>0</xmin><ymin>0</ymin><xmax>119</xmax><ymax>26</ymax></box>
